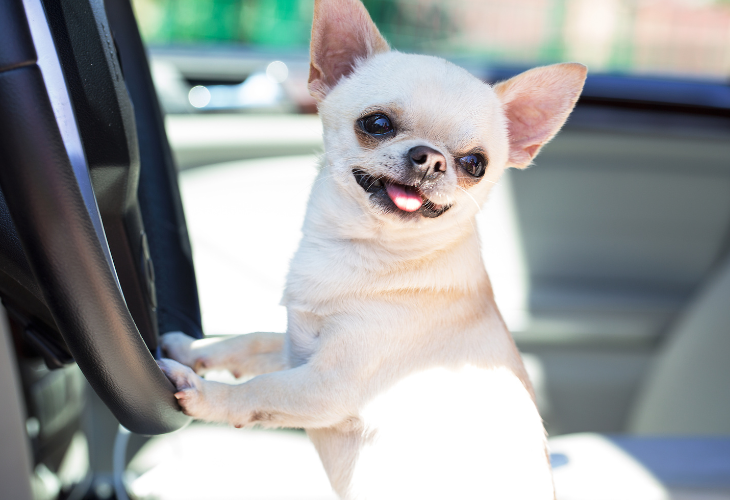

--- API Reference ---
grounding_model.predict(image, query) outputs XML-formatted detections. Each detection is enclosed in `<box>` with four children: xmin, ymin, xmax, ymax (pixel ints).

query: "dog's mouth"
<box><xmin>353</xmin><ymin>169</ymin><xmax>451</xmax><ymax>218</ymax></box>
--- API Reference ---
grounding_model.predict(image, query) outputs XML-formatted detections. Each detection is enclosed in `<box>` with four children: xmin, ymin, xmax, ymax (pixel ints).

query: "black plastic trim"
<box><xmin>484</xmin><ymin>67</ymin><xmax>730</xmax><ymax>117</ymax></box>
<box><xmin>0</xmin><ymin>64</ymin><xmax>189</xmax><ymax>434</ymax></box>
<box><xmin>105</xmin><ymin>0</ymin><xmax>204</xmax><ymax>340</ymax></box>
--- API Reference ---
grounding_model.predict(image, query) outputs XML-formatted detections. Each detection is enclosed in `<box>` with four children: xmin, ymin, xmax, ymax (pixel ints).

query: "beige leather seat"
<box><xmin>628</xmin><ymin>254</ymin><xmax>730</xmax><ymax>435</ymax></box>
<box><xmin>549</xmin><ymin>255</ymin><xmax>730</xmax><ymax>500</ymax></box>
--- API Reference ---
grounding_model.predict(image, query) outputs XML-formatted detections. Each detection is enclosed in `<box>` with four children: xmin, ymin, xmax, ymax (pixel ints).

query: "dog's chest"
<box><xmin>360</xmin><ymin>364</ymin><xmax>542</xmax><ymax>440</ymax></box>
<box><xmin>348</xmin><ymin>366</ymin><xmax>552</xmax><ymax>498</ymax></box>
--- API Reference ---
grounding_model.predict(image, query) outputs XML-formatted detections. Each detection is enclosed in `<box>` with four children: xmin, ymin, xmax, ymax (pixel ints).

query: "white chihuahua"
<box><xmin>159</xmin><ymin>0</ymin><xmax>586</xmax><ymax>498</ymax></box>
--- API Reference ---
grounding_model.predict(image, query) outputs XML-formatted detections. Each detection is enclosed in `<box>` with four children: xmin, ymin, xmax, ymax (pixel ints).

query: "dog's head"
<box><xmin>308</xmin><ymin>0</ymin><xmax>586</xmax><ymax>235</ymax></box>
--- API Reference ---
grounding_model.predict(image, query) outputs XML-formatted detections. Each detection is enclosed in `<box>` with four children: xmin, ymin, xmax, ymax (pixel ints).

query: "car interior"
<box><xmin>1</xmin><ymin>0</ymin><xmax>729</xmax><ymax>499</ymax></box>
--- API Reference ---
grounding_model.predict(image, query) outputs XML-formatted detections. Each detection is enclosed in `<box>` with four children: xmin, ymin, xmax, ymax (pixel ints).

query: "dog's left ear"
<box><xmin>308</xmin><ymin>0</ymin><xmax>389</xmax><ymax>102</ymax></box>
<box><xmin>495</xmin><ymin>63</ymin><xmax>587</xmax><ymax>169</ymax></box>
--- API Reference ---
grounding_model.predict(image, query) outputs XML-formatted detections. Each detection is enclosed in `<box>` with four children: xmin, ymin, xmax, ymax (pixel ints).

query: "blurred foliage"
<box><xmin>132</xmin><ymin>0</ymin><xmax>730</xmax><ymax>77</ymax></box>
<box><xmin>133</xmin><ymin>0</ymin><xmax>315</xmax><ymax>46</ymax></box>
<box><xmin>361</xmin><ymin>0</ymin><xmax>455</xmax><ymax>52</ymax></box>
<box><xmin>131</xmin><ymin>0</ymin><xmax>454</xmax><ymax>50</ymax></box>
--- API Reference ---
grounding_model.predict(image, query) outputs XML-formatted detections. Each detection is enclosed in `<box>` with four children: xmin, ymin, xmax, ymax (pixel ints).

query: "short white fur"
<box><xmin>158</xmin><ymin>1</ymin><xmax>586</xmax><ymax>498</ymax></box>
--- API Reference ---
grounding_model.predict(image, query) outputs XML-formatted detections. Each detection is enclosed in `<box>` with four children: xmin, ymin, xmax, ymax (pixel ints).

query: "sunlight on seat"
<box><xmin>550</xmin><ymin>433</ymin><xmax>669</xmax><ymax>500</ymax></box>
<box><xmin>129</xmin><ymin>425</ymin><xmax>337</xmax><ymax>500</ymax></box>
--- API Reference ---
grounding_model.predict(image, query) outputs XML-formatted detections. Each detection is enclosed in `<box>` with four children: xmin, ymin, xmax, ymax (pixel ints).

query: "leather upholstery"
<box><xmin>0</xmin><ymin>0</ymin><xmax>193</xmax><ymax>434</ymax></box>
<box><xmin>629</xmin><ymin>253</ymin><xmax>730</xmax><ymax>434</ymax></box>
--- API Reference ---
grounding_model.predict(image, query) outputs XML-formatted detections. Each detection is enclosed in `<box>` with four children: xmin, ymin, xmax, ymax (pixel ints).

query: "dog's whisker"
<box><xmin>366</xmin><ymin>174</ymin><xmax>385</xmax><ymax>191</ymax></box>
<box><xmin>456</xmin><ymin>185</ymin><xmax>482</xmax><ymax>212</ymax></box>
<box><xmin>305</xmin><ymin>171</ymin><xmax>337</xmax><ymax>191</ymax></box>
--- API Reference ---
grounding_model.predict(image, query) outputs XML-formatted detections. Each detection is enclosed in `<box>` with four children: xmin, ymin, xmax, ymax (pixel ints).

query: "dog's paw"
<box><xmin>157</xmin><ymin>358</ymin><xmax>223</xmax><ymax>421</ymax></box>
<box><xmin>160</xmin><ymin>332</ymin><xmax>225</xmax><ymax>374</ymax></box>
<box><xmin>159</xmin><ymin>331</ymin><xmax>197</xmax><ymax>367</ymax></box>
<box><xmin>157</xmin><ymin>357</ymin><xmax>199</xmax><ymax>391</ymax></box>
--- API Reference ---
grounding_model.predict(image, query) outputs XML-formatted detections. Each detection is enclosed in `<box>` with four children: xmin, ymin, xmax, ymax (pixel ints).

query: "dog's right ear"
<box><xmin>308</xmin><ymin>0</ymin><xmax>389</xmax><ymax>102</ymax></box>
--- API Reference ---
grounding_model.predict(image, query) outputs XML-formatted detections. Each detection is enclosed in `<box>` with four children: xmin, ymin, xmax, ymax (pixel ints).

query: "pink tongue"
<box><xmin>386</xmin><ymin>183</ymin><xmax>423</xmax><ymax>212</ymax></box>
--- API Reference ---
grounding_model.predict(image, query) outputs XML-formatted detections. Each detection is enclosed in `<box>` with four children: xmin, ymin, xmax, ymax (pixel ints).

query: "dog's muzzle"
<box><xmin>353</xmin><ymin>169</ymin><xmax>451</xmax><ymax>218</ymax></box>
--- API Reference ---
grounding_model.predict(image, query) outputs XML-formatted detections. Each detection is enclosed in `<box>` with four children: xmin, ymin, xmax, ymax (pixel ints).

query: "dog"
<box><xmin>158</xmin><ymin>0</ymin><xmax>586</xmax><ymax>497</ymax></box>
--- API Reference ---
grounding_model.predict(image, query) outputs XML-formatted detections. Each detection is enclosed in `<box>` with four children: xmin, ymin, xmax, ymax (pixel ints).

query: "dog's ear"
<box><xmin>494</xmin><ymin>63</ymin><xmax>587</xmax><ymax>169</ymax></box>
<box><xmin>308</xmin><ymin>0</ymin><xmax>389</xmax><ymax>102</ymax></box>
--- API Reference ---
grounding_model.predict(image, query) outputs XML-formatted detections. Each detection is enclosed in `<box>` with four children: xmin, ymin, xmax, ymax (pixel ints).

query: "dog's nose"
<box><xmin>408</xmin><ymin>146</ymin><xmax>447</xmax><ymax>178</ymax></box>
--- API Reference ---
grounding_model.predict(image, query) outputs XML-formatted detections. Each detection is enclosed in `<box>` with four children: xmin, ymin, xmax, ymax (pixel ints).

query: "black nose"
<box><xmin>408</xmin><ymin>146</ymin><xmax>447</xmax><ymax>178</ymax></box>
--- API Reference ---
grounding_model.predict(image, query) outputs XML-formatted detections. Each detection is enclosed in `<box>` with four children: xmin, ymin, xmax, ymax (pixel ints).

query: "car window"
<box><xmin>132</xmin><ymin>0</ymin><xmax>730</xmax><ymax>78</ymax></box>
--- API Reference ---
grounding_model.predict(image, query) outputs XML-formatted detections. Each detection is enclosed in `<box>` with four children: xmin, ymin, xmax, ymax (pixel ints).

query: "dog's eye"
<box><xmin>361</xmin><ymin>114</ymin><xmax>394</xmax><ymax>136</ymax></box>
<box><xmin>457</xmin><ymin>154</ymin><xmax>487</xmax><ymax>177</ymax></box>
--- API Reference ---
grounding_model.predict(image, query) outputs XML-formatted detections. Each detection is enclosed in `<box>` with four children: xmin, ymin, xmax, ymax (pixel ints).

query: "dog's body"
<box><xmin>159</xmin><ymin>1</ymin><xmax>585</xmax><ymax>498</ymax></box>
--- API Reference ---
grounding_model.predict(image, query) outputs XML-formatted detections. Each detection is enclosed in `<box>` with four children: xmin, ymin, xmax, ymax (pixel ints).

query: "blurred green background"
<box><xmin>132</xmin><ymin>0</ymin><xmax>730</xmax><ymax>77</ymax></box>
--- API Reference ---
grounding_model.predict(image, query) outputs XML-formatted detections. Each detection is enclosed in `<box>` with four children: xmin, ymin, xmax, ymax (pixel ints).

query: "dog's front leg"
<box><xmin>160</xmin><ymin>332</ymin><xmax>287</xmax><ymax>378</ymax></box>
<box><xmin>158</xmin><ymin>355</ymin><xmax>358</xmax><ymax>430</ymax></box>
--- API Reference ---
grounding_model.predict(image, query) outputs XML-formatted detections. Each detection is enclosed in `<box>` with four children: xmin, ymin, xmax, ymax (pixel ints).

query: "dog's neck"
<box><xmin>283</xmin><ymin>168</ymin><xmax>492</xmax><ymax>311</ymax></box>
